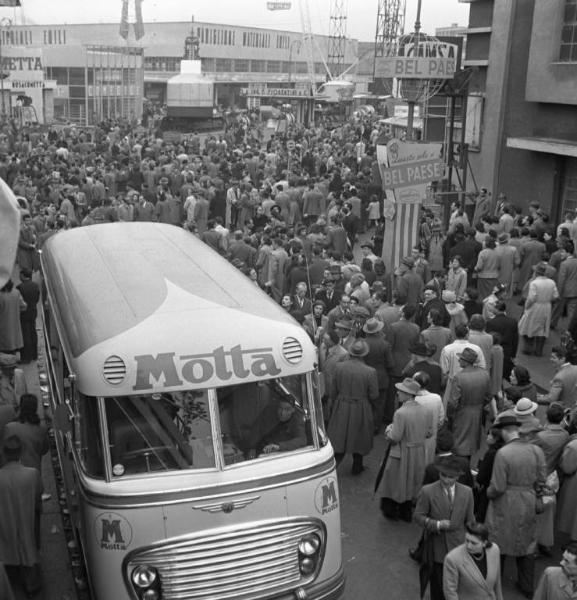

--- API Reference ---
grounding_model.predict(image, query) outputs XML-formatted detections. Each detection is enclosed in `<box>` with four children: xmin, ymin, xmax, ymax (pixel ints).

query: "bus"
<box><xmin>41</xmin><ymin>223</ymin><xmax>344</xmax><ymax>600</ymax></box>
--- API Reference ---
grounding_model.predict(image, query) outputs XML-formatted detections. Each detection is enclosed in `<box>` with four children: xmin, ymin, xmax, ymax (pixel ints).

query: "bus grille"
<box><xmin>124</xmin><ymin>519</ymin><xmax>325</xmax><ymax>600</ymax></box>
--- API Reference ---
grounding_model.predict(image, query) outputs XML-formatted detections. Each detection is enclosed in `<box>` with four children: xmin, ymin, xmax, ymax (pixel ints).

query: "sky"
<box><xmin>0</xmin><ymin>0</ymin><xmax>470</xmax><ymax>42</ymax></box>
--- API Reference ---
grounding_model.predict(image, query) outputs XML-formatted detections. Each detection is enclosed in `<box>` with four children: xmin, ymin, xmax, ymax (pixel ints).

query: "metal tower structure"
<box><xmin>328</xmin><ymin>0</ymin><xmax>348</xmax><ymax>79</ymax></box>
<box><xmin>373</xmin><ymin>0</ymin><xmax>406</xmax><ymax>84</ymax></box>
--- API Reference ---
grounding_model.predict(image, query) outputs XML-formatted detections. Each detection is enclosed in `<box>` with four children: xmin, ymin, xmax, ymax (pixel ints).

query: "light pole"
<box><xmin>0</xmin><ymin>18</ymin><xmax>12</xmax><ymax>121</ymax></box>
<box><xmin>288</xmin><ymin>39</ymin><xmax>301</xmax><ymax>83</ymax></box>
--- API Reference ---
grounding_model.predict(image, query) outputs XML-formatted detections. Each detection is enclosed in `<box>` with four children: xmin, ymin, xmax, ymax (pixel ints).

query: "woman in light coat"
<box><xmin>444</xmin><ymin>522</ymin><xmax>503</xmax><ymax>600</ymax></box>
<box><xmin>517</xmin><ymin>263</ymin><xmax>558</xmax><ymax>356</ymax></box>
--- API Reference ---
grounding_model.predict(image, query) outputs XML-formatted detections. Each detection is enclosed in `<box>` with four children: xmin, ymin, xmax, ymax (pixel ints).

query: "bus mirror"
<box><xmin>54</xmin><ymin>403</ymin><xmax>73</xmax><ymax>433</ymax></box>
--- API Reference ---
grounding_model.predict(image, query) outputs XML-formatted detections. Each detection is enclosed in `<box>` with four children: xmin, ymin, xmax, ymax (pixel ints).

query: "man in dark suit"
<box><xmin>416</xmin><ymin>285</ymin><xmax>450</xmax><ymax>331</ymax></box>
<box><xmin>414</xmin><ymin>456</ymin><xmax>475</xmax><ymax>600</ymax></box>
<box><xmin>314</xmin><ymin>279</ymin><xmax>340</xmax><ymax>313</ymax></box>
<box><xmin>387</xmin><ymin>304</ymin><xmax>420</xmax><ymax>424</ymax></box>
<box><xmin>486</xmin><ymin>300</ymin><xmax>519</xmax><ymax>380</ymax></box>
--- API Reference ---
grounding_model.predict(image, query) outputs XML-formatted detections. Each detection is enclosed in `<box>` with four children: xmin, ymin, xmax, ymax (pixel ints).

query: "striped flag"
<box><xmin>0</xmin><ymin>177</ymin><xmax>21</xmax><ymax>288</ymax></box>
<box><xmin>387</xmin><ymin>201</ymin><xmax>421</xmax><ymax>269</ymax></box>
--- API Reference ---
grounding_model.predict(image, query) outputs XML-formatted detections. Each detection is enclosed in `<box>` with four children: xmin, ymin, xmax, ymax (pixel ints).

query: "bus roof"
<box><xmin>42</xmin><ymin>224</ymin><xmax>315</xmax><ymax>396</ymax></box>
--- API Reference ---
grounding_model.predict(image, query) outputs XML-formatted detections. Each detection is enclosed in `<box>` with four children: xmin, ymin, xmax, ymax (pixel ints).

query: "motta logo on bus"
<box><xmin>133</xmin><ymin>345</ymin><xmax>282</xmax><ymax>390</ymax></box>
<box><xmin>95</xmin><ymin>512</ymin><xmax>133</xmax><ymax>551</ymax></box>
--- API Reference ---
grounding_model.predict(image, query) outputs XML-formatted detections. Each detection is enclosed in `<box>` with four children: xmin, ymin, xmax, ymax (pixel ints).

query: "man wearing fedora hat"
<box><xmin>448</xmin><ymin>347</ymin><xmax>492</xmax><ymax>462</ymax></box>
<box><xmin>403</xmin><ymin>340</ymin><xmax>442</xmax><ymax>396</ymax></box>
<box><xmin>362</xmin><ymin>318</ymin><xmax>393</xmax><ymax>433</ymax></box>
<box><xmin>486</xmin><ymin>415</ymin><xmax>546</xmax><ymax>598</ymax></box>
<box><xmin>414</xmin><ymin>455</ymin><xmax>475</xmax><ymax>600</ymax></box>
<box><xmin>397</xmin><ymin>256</ymin><xmax>424</xmax><ymax>307</ymax></box>
<box><xmin>377</xmin><ymin>377</ymin><xmax>433</xmax><ymax>522</ymax></box>
<box><xmin>327</xmin><ymin>339</ymin><xmax>378</xmax><ymax>475</ymax></box>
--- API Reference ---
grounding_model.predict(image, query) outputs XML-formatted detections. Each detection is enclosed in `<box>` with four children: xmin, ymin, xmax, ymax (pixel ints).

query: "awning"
<box><xmin>144</xmin><ymin>72</ymin><xmax>177</xmax><ymax>83</ymax></box>
<box><xmin>507</xmin><ymin>136</ymin><xmax>577</xmax><ymax>158</ymax></box>
<box><xmin>379</xmin><ymin>116</ymin><xmax>423</xmax><ymax>130</ymax></box>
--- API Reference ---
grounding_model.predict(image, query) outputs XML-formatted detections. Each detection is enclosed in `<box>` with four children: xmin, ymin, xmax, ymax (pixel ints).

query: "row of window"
<box><xmin>196</xmin><ymin>27</ymin><xmax>235</xmax><ymax>46</ymax></box>
<box><xmin>143</xmin><ymin>56</ymin><xmax>335</xmax><ymax>75</ymax></box>
<box><xmin>0</xmin><ymin>29</ymin><xmax>33</xmax><ymax>46</ymax></box>
<box><xmin>242</xmin><ymin>31</ymin><xmax>271</xmax><ymax>48</ymax></box>
<box><xmin>43</xmin><ymin>29</ymin><xmax>67</xmax><ymax>45</ymax></box>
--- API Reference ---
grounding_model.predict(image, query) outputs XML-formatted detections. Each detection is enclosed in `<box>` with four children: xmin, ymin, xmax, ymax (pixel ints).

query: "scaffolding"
<box><xmin>85</xmin><ymin>45</ymin><xmax>144</xmax><ymax>125</ymax></box>
<box><xmin>327</xmin><ymin>0</ymin><xmax>347</xmax><ymax>78</ymax></box>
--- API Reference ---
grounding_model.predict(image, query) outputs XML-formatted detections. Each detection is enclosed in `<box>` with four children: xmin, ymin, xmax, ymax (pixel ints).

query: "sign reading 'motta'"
<box><xmin>374</xmin><ymin>56</ymin><xmax>456</xmax><ymax>79</ymax></box>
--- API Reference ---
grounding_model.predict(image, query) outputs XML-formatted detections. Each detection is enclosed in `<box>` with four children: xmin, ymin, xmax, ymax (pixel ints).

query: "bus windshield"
<box><xmin>99</xmin><ymin>373</ymin><xmax>323</xmax><ymax>478</ymax></box>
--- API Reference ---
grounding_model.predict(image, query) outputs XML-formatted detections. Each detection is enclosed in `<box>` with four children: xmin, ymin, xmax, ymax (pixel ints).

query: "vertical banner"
<box><xmin>134</xmin><ymin>0</ymin><xmax>145</xmax><ymax>41</ymax></box>
<box><xmin>119</xmin><ymin>0</ymin><xmax>129</xmax><ymax>40</ymax></box>
<box><xmin>377</xmin><ymin>138</ymin><xmax>445</xmax><ymax>276</ymax></box>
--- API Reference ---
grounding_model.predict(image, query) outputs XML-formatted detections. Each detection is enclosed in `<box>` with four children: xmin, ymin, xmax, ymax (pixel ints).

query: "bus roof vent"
<box><xmin>103</xmin><ymin>355</ymin><xmax>126</xmax><ymax>385</ymax></box>
<box><xmin>282</xmin><ymin>337</ymin><xmax>303</xmax><ymax>364</ymax></box>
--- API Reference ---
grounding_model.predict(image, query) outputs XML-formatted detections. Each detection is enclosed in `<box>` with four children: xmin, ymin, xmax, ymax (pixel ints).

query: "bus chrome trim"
<box><xmin>74</xmin><ymin>455</ymin><xmax>336</xmax><ymax>509</ymax></box>
<box><xmin>122</xmin><ymin>518</ymin><xmax>327</xmax><ymax>600</ymax></box>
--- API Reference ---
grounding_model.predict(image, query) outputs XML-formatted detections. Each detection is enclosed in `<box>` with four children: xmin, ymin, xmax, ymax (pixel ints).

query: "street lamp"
<box><xmin>288</xmin><ymin>39</ymin><xmax>301</xmax><ymax>83</ymax></box>
<box><xmin>0</xmin><ymin>18</ymin><xmax>12</xmax><ymax>121</ymax></box>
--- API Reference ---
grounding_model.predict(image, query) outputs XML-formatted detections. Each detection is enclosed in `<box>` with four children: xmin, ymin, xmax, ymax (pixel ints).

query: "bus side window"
<box><xmin>75</xmin><ymin>394</ymin><xmax>104</xmax><ymax>478</ymax></box>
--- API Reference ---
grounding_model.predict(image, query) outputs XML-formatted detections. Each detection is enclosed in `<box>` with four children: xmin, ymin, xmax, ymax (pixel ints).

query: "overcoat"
<box><xmin>0</xmin><ymin>461</ymin><xmax>41</xmax><ymax>566</ymax></box>
<box><xmin>557</xmin><ymin>436</ymin><xmax>577</xmax><ymax>541</ymax></box>
<box><xmin>443</xmin><ymin>543</ymin><xmax>504</xmax><ymax>600</ymax></box>
<box><xmin>518</xmin><ymin>276</ymin><xmax>558</xmax><ymax>337</ymax></box>
<box><xmin>327</xmin><ymin>358</ymin><xmax>378</xmax><ymax>455</ymax></box>
<box><xmin>486</xmin><ymin>438</ymin><xmax>546</xmax><ymax>556</ymax></box>
<box><xmin>378</xmin><ymin>399</ymin><xmax>433</xmax><ymax>502</ymax></box>
<box><xmin>449</xmin><ymin>366</ymin><xmax>492</xmax><ymax>457</ymax></box>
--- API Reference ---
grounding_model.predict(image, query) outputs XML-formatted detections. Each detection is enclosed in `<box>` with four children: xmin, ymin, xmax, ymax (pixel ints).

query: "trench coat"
<box><xmin>327</xmin><ymin>358</ymin><xmax>378</xmax><ymax>456</ymax></box>
<box><xmin>557</xmin><ymin>436</ymin><xmax>577</xmax><ymax>541</ymax></box>
<box><xmin>443</xmin><ymin>543</ymin><xmax>504</xmax><ymax>600</ymax></box>
<box><xmin>378</xmin><ymin>399</ymin><xmax>433</xmax><ymax>503</ymax></box>
<box><xmin>0</xmin><ymin>461</ymin><xmax>41</xmax><ymax>566</ymax></box>
<box><xmin>518</xmin><ymin>276</ymin><xmax>558</xmax><ymax>337</ymax></box>
<box><xmin>486</xmin><ymin>438</ymin><xmax>546</xmax><ymax>556</ymax></box>
<box><xmin>449</xmin><ymin>365</ymin><xmax>492</xmax><ymax>457</ymax></box>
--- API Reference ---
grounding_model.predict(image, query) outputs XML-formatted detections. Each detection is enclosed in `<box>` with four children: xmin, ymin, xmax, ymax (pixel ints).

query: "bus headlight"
<box><xmin>132</xmin><ymin>565</ymin><xmax>158</xmax><ymax>588</ymax></box>
<box><xmin>298</xmin><ymin>533</ymin><xmax>321</xmax><ymax>556</ymax></box>
<box><xmin>142</xmin><ymin>590</ymin><xmax>160</xmax><ymax>600</ymax></box>
<box><xmin>298</xmin><ymin>533</ymin><xmax>322</xmax><ymax>576</ymax></box>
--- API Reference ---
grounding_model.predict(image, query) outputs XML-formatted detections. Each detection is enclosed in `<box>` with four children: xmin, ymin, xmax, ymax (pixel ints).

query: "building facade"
<box><xmin>0</xmin><ymin>19</ymin><xmax>361</xmax><ymax>125</ymax></box>
<box><xmin>461</xmin><ymin>0</ymin><xmax>577</xmax><ymax>220</ymax></box>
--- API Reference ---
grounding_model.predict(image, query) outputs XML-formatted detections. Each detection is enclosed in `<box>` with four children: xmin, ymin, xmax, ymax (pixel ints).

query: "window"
<box><xmin>251</xmin><ymin>59</ymin><xmax>266</xmax><ymax>72</ymax></box>
<box><xmin>267</xmin><ymin>60</ymin><xmax>281</xmax><ymax>73</ymax></box>
<box><xmin>215</xmin><ymin>58</ymin><xmax>232</xmax><ymax>71</ymax></box>
<box><xmin>561</xmin><ymin>0</ymin><xmax>577</xmax><ymax>61</ymax></box>
<box><xmin>101</xmin><ymin>374</ymin><xmax>317</xmax><ymax>477</ymax></box>
<box><xmin>234</xmin><ymin>59</ymin><xmax>249</xmax><ymax>72</ymax></box>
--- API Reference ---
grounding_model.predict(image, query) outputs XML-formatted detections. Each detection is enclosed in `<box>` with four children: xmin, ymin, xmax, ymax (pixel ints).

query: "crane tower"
<box><xmin>373</xmin><ymin>0</ymin><xmax>406</xmax><ymax>89</ymax></box>
<box><xmin>327</xmin><ymin>0</ymin><xmax>348</xmax><ymax>79</ymax></box>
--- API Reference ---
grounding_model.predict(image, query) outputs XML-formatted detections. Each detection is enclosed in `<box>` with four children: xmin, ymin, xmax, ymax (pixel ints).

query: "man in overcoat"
<box><xmin>486</xmin><ymin>415</ymin><xmax>546</xmax><ymax>599</ymax></box>
<box><xmin>327</xmin><ymin>339</ymin><xmax>378</xmax><ymax>475</ymax></box>
<box><xmin>378</xmin><ymin>378</ymin><xmax>433</xmax><ymax>522</ymax></box>
<box><xmin>414</xmin><ymin>456</ymin><xmax>475</xmax><ymax>600</ymax></box>
<box><xmin>448</xmin><ymin>347</ymin><xmax>492</xmax><ymax>462</ymax></box>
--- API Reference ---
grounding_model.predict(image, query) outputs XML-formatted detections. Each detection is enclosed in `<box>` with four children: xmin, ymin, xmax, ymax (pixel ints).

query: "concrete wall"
<box><xmin>526</xmin><ymin>0</ymin><xmax>577</xmax><ymax>105</ymax></box>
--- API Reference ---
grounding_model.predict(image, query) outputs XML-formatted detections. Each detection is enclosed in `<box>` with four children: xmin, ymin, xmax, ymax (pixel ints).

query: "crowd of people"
<box><xmin>0</xmin><ymin>111</ymin><xmax>577</xmax><ymax>599</ymax></box>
